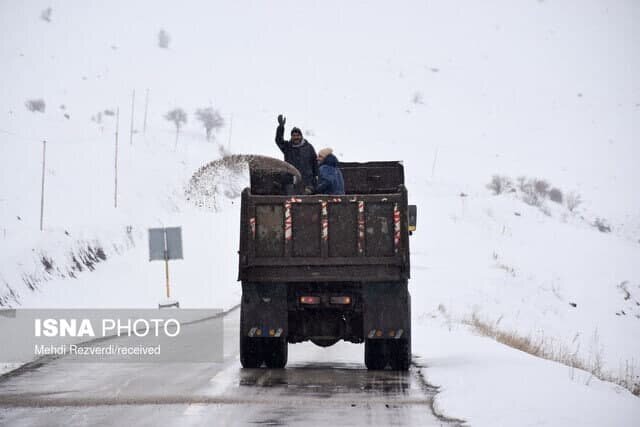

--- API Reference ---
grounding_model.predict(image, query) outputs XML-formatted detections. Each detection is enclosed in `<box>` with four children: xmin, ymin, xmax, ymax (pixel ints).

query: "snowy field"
<box><xmin>1</xmin><ymin>1</ymin><xmax>639</xmax><ymax>425</ymax></box>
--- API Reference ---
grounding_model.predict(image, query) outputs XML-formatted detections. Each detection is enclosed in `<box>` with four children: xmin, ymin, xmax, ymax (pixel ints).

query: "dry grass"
<box><xmin>466</xmin><ymin>313</ymin><xmax>639</xmax><ymax>396</ymax></box>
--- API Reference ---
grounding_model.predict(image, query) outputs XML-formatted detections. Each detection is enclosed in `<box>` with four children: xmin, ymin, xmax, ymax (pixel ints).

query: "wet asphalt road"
<box><xmin>0</xmin><ymin>308</ymin><xmax>458</xmax><ymax>426</ymax></box>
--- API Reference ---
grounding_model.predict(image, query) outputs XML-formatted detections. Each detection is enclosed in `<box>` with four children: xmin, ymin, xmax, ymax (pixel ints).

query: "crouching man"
<box><xmin>315</xmin><ymin>148</ymin><xmax>345</xmax><ymax>195</ymax></box>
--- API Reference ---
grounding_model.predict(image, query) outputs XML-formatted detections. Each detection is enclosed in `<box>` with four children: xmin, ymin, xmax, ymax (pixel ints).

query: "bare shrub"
<box><xmin>566</xmin><ymin>191</ymin><xmax>582</xmax><ymax>212</ymax></box>
<box><xmin>91</xmin><ymin>112</ymin><xmax>103</xmax><ymax>124</ymax></box>
<box><xmin>533</xmin><ymin>179</ymin><xmax>550</xmax><ymax>198</ymax></box>
<box><xmin>618</xmin><ymin>359</ymin><xmax>640</xmax><ymax>396</ymax></box>
<box><xmin>487</xmin><ymin>175</ymin><xmax>513</xmax><ymax>195</ymax></box>
<box><xmin>492</xmin><ymin>251</ymin><xmax>516</xmax><ymax>276</ymax></box>
<box><xmin>164</xmin><ymin>108</ymin><xmax>187</xmax><ymax>147</ymax></box>
<box><xmin>40</xmin><ymin>7</ymin><xmax>52</xmax><ymax>22</ymax></box>
<box><xmin>496</xmin><ymin>263</ymin><xmax>516</xmax><ymax>276</ymax></box>
<box><xmin>411</xmin><ymin>91</ymin><xmax>424</xmax><ymax>105</ymax></box>
<box><xmin>519</xmin><ymin>179</ymin><xmax>541</xmax><ymax>206</ymax></box>
<box><xmin>502</xmin><ymin>176</ymin><xmax>583</xmax><ymax>213</ymax></box>
<box><xmin>517</xmin><ymin>178</ymin><xmax>550</xmax><ymax>207</ymax></box>
<box><xmin>158</xmin><ymin>29</ymin><xmax>170</xmax><ymax>49</ymax></box>
<box><xmin>25</xmin><ymin>99</ymin><xmax>46</xmax><ymax>113</ymax></box>
<box><xmin>549</xmin><ymin>188</ymin><xmax>563</xmax><ymax>204</ymax></box>
<box><xmin>587</xmin><ymin>329</ymin><xmax>604</xmax><ymax>378</ymax></box>
<box><xmin>195</xmin><ymin>107</ymin><xmax>225</xmax><ymax>141</ymax></box>
<box><xmin>593</xmin><ymin>217</ymin><xmax>611</xmax><ymax>233</ymax></box>
<box><xmin>539</xmin><ymin>205</ymin><xmax>552</xmax><ymax>216</ymax></box>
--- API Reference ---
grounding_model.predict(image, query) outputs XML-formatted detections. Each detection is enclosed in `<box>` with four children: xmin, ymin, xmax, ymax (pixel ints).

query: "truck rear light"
<box><xmin>300</xmin><ymin>296</ymin><xmax>320</xmax><ymax>305</ymax></box>
<box><xmin>330</xmin><ymin>296</ymin><xmax>352</xmax><ymax>305</ymax></box>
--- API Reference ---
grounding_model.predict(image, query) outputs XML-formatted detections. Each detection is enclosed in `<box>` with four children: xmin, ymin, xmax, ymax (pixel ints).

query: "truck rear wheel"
<box><xmin>389</xmin><ymin>338</ymin><xmax>411</xmax><ymax>371</ymax></box>
<box><xmin>240</xmin><ymin>336</ymin><xmax>263</xmax><ymax>368</ymax></box>
<box><xmin>264</xmin><ymin>338</ymin><xmax>288</xmax><ymax>369</ymax></box>
<box><xmin>364</xmin><ymin>339</ymin><xmax>387</xmax><ymax>370</ymax></box>
<box><xmin>390</xmin><ymin>294</ymin><xmax>411</xmax><ymax>371</ymax></box>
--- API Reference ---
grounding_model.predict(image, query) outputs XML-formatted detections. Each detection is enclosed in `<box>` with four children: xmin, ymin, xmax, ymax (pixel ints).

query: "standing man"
<box><xmin>275</xmin><ymin>114</ymin><xmax>318</xmax><ymax>194</ymax></box>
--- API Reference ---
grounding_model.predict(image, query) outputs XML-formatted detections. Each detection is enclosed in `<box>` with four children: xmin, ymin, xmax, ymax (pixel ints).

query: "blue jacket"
<box><xmin>316</xmin><ymin>154</ymin><xmax>345</xmax><ymax>195</ymax></box>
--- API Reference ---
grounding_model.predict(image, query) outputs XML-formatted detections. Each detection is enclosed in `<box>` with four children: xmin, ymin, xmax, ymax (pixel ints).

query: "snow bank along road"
<box><xmin>0</xmin><ymin>307</ymin><xmax>458</xmax><ymax>426</ymax></box>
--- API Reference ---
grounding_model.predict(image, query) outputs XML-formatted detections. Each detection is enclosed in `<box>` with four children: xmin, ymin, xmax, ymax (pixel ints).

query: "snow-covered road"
<box><xmin>0</xmin><ymin>308</ymin><xmax>457</xmax><ymax>427</ymax></box>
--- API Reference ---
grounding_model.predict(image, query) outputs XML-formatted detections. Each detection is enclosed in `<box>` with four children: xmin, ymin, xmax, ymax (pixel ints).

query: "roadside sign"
<box><xmin>149</xmin><ymin>229</ymin><xmax>165</xmax><ymax>261</ymax></box>
<box><xmin>149</xmin><ymin>227</ymin><xmax>183</xmax><ymax>261</ymax></box>
<box><xmin>165</xmin><ymin>227</ymin><xmax>183</xmax><ymax>260</ymax></box>
<box><xmin>148</xmin><ymin>227</ymin><xmax>183</xmax><ymax>307</ymax></box>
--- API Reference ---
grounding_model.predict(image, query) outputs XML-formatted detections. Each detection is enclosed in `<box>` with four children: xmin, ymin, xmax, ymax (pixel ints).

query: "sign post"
<box><xmin>149</xmin><ymin>227</ymin><xmax>183</xmax><ymax>308</ymax></box>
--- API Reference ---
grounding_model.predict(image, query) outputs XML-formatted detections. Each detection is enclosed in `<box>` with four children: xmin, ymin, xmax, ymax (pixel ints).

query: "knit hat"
<box><xmin>290</xmin><ymin>127</ymin><xmax>302</xmax><ymax>136</ymax></box>
<box><xmin>317</xmin><ymin>147</ymin><xmax>333</xmax><ymax>158</ymax></box>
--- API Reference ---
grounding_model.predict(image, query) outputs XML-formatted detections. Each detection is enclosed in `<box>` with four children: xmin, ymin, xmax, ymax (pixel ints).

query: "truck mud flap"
<box><xmin>241</xmin><ymin>282</ymin><xmax>288</xmax><ymax>339</ymax></box>
<box><xmin>362</xmin><ymin>282</ymin><xmax>410</xmax><ymax>340</ymax></box>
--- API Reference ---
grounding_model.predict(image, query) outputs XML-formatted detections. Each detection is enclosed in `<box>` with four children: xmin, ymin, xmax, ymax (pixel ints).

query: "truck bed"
<box><xmin>238</xmin><ymin>188</ymin><xmax>411</xmax><ymax>282</ymax></box>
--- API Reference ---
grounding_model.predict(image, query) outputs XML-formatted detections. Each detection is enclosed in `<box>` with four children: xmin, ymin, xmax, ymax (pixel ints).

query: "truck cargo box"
<box><xmin>238</xmin><ymin>161</ymin><xmax>410</xmax><ymax>283</ymax></box>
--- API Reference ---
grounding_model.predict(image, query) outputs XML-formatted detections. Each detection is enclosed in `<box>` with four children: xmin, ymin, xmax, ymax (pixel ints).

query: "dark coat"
<box><xmin>275</xmin><ymin>125</ymin><xmax>318</xmax><ymax>189</ymax></box>
<box><xmin>316</xmin><ymin>154</ymin><xmax>345</xmax><ymax>195</ymax></box>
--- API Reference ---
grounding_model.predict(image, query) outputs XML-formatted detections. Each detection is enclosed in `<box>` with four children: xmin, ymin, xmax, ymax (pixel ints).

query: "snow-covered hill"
<box><xmin>1</xmin><ymin>1</ymin><xmax>638</xmax><ymax>425</ymax></box>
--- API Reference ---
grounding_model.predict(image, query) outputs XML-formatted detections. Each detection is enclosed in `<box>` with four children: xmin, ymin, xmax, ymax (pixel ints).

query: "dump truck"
<box><xmin>237</xmin><ymin>157</ymin><xmax>416</xmax><ymax>370</ymax></box>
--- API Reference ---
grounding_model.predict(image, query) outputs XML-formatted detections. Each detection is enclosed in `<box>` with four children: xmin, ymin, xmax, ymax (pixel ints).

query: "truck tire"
<box><xmin>364</xmin><ymin>339</ymin><xmax>387</xmax><ymax>370</ymax></box>
<box><xmin>240</xmin><ymin>336</ymin><xmax>262</xmax><ymax>368</ymax></box>
<box><xmin>390</xmin><ymin>293</ymin><xmax>411</xmax><ymax>371</ymax></box>
<box><xmin>240</xmin><ymin>305</ymin><xmax>262</xmax><ymax>368</ymax></box>
<box><xmin>389</xmin><ymin>338</ymin><xmax>411</xmax><ymax>371</ymax></box>
<box><xmin>264</xmin><ymin>338</ymin><xmax>288</xmax><ymax>369</ymax></box>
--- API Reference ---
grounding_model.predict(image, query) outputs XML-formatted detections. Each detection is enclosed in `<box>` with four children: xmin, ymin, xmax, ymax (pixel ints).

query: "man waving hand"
<box><xmin>275</xmin><ymin>114</ymin><xmax>318</xmax><ymax>194</ymax></box>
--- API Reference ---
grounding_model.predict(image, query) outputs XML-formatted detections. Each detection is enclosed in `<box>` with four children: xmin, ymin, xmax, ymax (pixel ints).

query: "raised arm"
<box><xmin>275</xmin><ymin>114</ymin><xmax>288</xmax><ymax>154</ymax></box>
